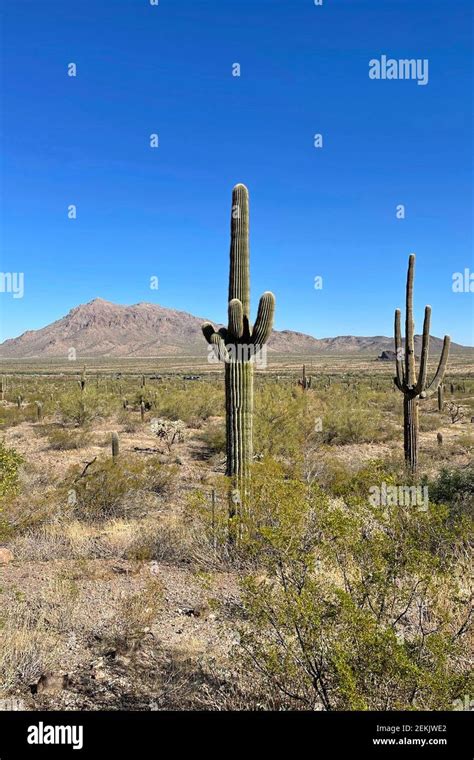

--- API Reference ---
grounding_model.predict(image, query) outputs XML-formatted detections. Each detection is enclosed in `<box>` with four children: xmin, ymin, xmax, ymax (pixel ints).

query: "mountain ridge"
<box><xmin>0</xmin><ymin>298</ymin><xmax>470</xmax><ymax>359</ymax></box>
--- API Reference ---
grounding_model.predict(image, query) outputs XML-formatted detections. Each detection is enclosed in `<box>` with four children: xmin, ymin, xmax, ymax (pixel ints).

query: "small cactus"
<box><xmin>140</xmin><ymin>400</ymin><xmax>145</xmax><ymax>422</ymax></box>
<box><xmin>16</xmin><ymin>395</ymin><xmax>22</xmax><ymax>409</ymax></box>
<box><xmin>111</xmin><ymin>432</ymin><xmax>119</xmax><ymax>458</ymax></box>
<box><xmin>141</xmin><ymin>375</ymin><xmax>146</xmax><ymax>388</ymax></box>
<box><xmin>437</xmin><ymin>432</ymin><xmax>443</xmax><ymax>446</ymax></box>
<box><xmin>79</xmin><ymin>365</ymin><xmax>87</xmax><ymax>392</ymax></box>
<box><xmin>35</xmin><ymin>401</ymin><xmax>43</xmax><ymax>422</ymax></box>
<box><xmin>0</xmin><ymin>375</ymin><xmax>5</xmax><ymax>400</ymax></box>
<box><xmin>437</xmin><ymin>384</ymin><xmax>444</xmax><ymax>412</ymax></box>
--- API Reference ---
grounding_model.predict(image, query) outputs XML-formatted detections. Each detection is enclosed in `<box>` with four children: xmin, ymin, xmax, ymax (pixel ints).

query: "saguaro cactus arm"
<box><xmin>415</xmin><ymin>306</ymin><xmax>431</xmax><ymax>395</ymax></box>
<box><xmin>394</xmin><ymin>308</ymin><xmax>404</xmax><ymax>391</ymax></box>
<box><xmin>228</xmin><ymin>299</ymin><xmax>244</xmax><ymax>340</ymax></box>
<box><xmin>252</xmin><ymin>291</ymin><xmax>276</xmax><ymax>346</ymax></box>
<box><xmin>405</xmin><ymin>254</ymin><xmax>416</xmax><ymax>387</ymax></box>
<box><xmin>422</xmin><ymin>335</ymin><xmax>451</xmax><ymax>397</ymax></box>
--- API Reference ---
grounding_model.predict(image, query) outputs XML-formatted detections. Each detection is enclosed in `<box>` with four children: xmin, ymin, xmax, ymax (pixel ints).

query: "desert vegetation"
<box><xmin>0</xmin><ymin>357</ymin><xmax>472</xmax><ymax>711</ymax></box>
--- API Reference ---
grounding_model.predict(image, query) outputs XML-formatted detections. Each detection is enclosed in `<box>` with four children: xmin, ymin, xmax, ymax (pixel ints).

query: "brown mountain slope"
<box><xmin>0</xmin><ymin>298</ymin><xmax>469</xmax><ymax>358</ymax></box>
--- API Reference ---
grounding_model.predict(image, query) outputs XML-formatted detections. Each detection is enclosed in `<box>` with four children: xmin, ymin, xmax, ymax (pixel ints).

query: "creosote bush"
<box><xmin>234</xmin><ymin>462</ymin><xmax>472</xmax><ymax>710</ymax></box>
<box><xmin>0</xmin><ymin>440</ymin><xmax>23</xmax><ymax>500</ymax></box>
<box><xmin>46</xmin><ymin>427</ymin><xmax>92</xmax><ymax>451</ymax></box>
<box><xmin>425</xmin><ymin>466</ymin><xmax>474</xmax><ymax>518</ymax></box>
<box><xmin>66</xmin><ymin>456</ymin><xmax>177</xmax><ymax>522</ymax></box>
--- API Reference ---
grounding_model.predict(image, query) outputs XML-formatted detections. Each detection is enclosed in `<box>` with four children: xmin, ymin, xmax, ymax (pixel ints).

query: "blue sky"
<box><xmin>0</xmin><ymin>0</ymin><xmax>473</xmax><ymax>345</ymax></box>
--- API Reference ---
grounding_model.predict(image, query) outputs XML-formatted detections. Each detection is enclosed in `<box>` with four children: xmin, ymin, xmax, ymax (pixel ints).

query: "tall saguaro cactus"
<box><xmin>202</xmin><ymin>184</ymin><xmax>275</xmax><ymax>495</ymax></box>
<box><xmin>394</xmin><ymin>254</ymin><xmax>450</xmax><ymax>475</ymax></box>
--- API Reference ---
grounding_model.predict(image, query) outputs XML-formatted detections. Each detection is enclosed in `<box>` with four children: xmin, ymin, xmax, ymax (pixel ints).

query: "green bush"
<box><xmin>197</xmin><ymin>421</ymin><xmax>226</xmax><ymax>455</ymax></box>
<box><xmin>317</xmin><ymin>387</ymin><xmax>388</xmax><ymax>445</ymax></box>
<box><xmin>254</xmin><ymin>384</ymin><xmax>310</xmax><ymax>464</ymax></box>
<box><xmin>0</xmin><ymin>440</ymin><xmax>23</xmax><ymax>499</ymax></box>
<box><xmin>156</xmin><ymin>380</ymin><xmax>223</xmax><ymax>424</ymax></box>
<box><xmin>426</xmin><ymin>467</ymin><xmax>474</xmax><ymax>518</ymax></box>
<box><xmin>66</xmin><ymin>456</ymin><xmax>176</xmax><ymax>522</ymax></box>
<box><xmin>58</xmin><ymin>388</ymin><xmax>113</xmax><ymax>426</ymax></box>
<box><xmin>234</xmin><ymin>462</ymin><xmax>472</xmax><ymax>710</ymax></box>
<box><xmin>46</xmin><ymin>427</ymin><xmax>92</xmax><ymax>450</ymax></box>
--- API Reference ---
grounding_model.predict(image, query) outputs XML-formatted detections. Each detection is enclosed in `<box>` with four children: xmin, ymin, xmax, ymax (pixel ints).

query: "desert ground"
<box><xmin>0</xmin><ymin>355</ymin><xmax>472</xmax><ymax>711</ymax></box>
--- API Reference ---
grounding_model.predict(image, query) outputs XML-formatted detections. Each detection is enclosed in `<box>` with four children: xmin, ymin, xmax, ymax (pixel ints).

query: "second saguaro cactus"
<box><xmin>394</xmin><ymin>254</ymin><xmax>450</xmax><ymax>475</ymax></box>
<box><xmin>202</xmin><ymin>184</ymin><xmax>275</xmax><ymax>494</ymax></box>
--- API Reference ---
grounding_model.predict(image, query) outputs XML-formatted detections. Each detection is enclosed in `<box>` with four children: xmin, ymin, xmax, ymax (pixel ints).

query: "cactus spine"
<box><xmin>201</xmin><ymin>184</ymin><xmax>275</xmax><ymax>498</ymax></box>
<box><xmin>394</xmin><ymin>255</ymin><xmax>450</xmax><ymax>475</ymax></box>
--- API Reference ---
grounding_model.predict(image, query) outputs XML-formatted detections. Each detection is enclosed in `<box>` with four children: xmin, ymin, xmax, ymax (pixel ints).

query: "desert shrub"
<box><xmin>116</xmin><ymin>409</ymin><xmax>141</xmax><ymax>434</ymax></box>
<box><xmin>0</xmin><ymin>441</ymin><xmax>24</xmax><ymax>540</ymax></box>
<box><xmin>231</xmin><ymin>463</ymin><xmax>472</xmax><ymax>710</ymax></box>
<box><xmin>254</xmin><ymin>384</ymin><xmax>310</xmax><ymax>464</ymax></box>
<box><xmin>305</xmin><ymin>455</ymin><xmax>406</xmax><ymax>503</ymax></box>
<box><xmin>317</xmin><ymin>388</ymin><xmax>388</xmax><ymax>445</ymax></box>
<box><xmin>419</xmin><ymin>413</ymin><xmax>443</xmax><ymax>432</ymax></box>
<box><xmin>46</xmin><ymin>427</ymin><xmax>92</xmax><ymax>450</ymax></box>
<box><xmin>157</xmin><ymin>381</ymin><xmax>223</xmax><ymax>423</ymax></box>
<box><xmin>0</xmin><ymin>440</ymin><xmax>23</xmax><ymax>499</ymax></box>
<box><xmin>426</xmin><ymin>467</ymin><xmax>474</xmax><ymax>518</ymax></box>
<box><xmin>0</xmin><ymin>578</ymin><xmax>80</xmax><ymax>692</ymax></box>
<box><xmin>327</xmin><ymin>458</ymin><xmax>404</xmax><ymax>502</ymax></box>
<box><xmin>449</xmin><ymin>433</ymin><xmax>474</xmax><ymax>455</ymax></box>
<box><xmin>0</xmin><ymin>406</ymin><xmax>27</xmax><ymax>429</ymax></box>
<box><xmin>58</xmin><ymin>387</ymin><xmax>112</xmax><ymax>426</ymax></box>
<box><xmin>100</xmin><ymin>580</ymin><xmax>164</xmax><ymax>653</ymax></box>
<box><xmin>123</xmin><ymin>518</ymin><xmax>186</xmax><ymax>562</ymax></box>
<box><xmin>66</xmin><ymin>456</ymin><xmax>176</xmax><ymax>522</ymax></box>
<box><xmin>0</xmin><ymin>607</ymin><xmax>58</xmax><ymax>693</ymax></box>
<box><xmin>197</xmin><ymin>421</ymin><xmax>226</xmax><ymax>455</ymax></box>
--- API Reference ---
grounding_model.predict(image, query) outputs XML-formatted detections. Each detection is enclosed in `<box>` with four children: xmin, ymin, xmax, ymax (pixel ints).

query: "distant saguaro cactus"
<box><xmin>0</xmin><ymin>376</ymin><xmax>5</xmax><ymax>401</ymax></box>
<box><xmin>298</xmin><ymin>364</ymin><xmax>311</xmax><ymax>391</ymax></box>
<box><xmin>394</xmin><ymin>255</ymin><xmax>450</xmax><ymax>475</ymax></box>
<box><xmin>111</xmin><ymin>432</ymin><xmax>119</xmax><ymax>458</ymax></box>
<box><xmin>201</xmin><ymin>184</ymin><xmax>275</xmax><ymax>499</ymax></box>
<box><xmin>79</xmin><ymin>365</ymin><xmax>87</xmax><ymax>392</ymax></box>
<box><xmin>16</xmin><ymin>395</ymin><xmax>22</xmax><ymax>409</ymax></box>
<box><xmin>35</xmin><ymin>401</ymin><xmax>43</xmax><ymax>422</ymax></box>
<box><xmin>140</xmin><ymin>400</ymin><xmax>145</xmax><ymax>422</ymax></box>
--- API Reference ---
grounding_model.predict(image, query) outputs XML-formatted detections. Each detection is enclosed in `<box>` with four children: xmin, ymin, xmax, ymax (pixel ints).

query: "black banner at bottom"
<box><xmin>0</xmin><ymin>710</ymin><xmax>471</xmax><ymax>757</ymax></box>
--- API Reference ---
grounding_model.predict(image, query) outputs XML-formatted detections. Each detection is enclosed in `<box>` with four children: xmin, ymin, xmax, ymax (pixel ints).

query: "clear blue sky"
<box><xmin>0</xmin><ymin>0</ymin><xmax>473</xmax><ymax>345</ymax></box>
